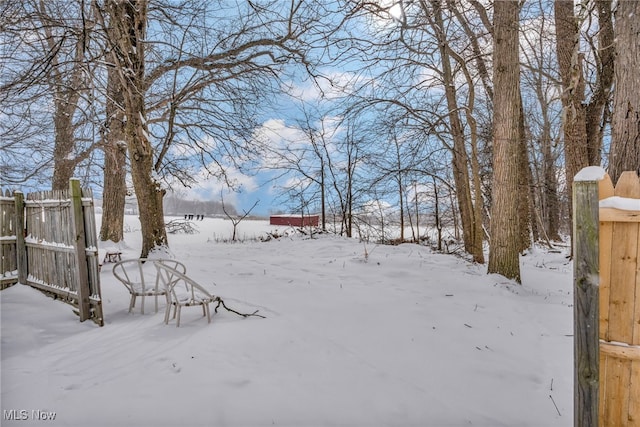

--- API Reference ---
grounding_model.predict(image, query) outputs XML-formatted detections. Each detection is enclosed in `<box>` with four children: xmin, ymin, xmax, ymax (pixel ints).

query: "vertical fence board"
<box><xmin>602</xmin><ymin>357</ymin><xmax>630</xmax><ymax>425</ymax></box>
<box><xmin>630</xmin><ymin>362</ymin><xmax>640</xmax><ymax>425</ymax></box>
<box><xmin>614</xmin><ymin>172</ymin><xmax>640</xmax><ymax>199</ymax></box>
<box><xmin>14</xmin><ymin>191</ymin><xmax>26</xmax><ymax>285</ymax></box>
<box><xmin>599</xmin><ymin>352</ymin><xmax>607</xmax><ymax>422</ymax></box>
<box><xmin>599</xmin><ymin>225</ymin><xmax>613</xmax><ymax>341</ymax></box>
<box><xmin>70</xmin><ymin>179</ymin><xmax>91</xmax><ymax>321</ymax></box>
<box><xmin>599</xmin><ymin>173</ymin><xmax>615</xmax><ymax>343</ymax></box>
<box><xmin>573</xmin><ymin>178</ymin><xmax>600</xmax><ymax>427</ymax></box>
<box><xmin>632</xmin><ymin>224</ymin><xmax>640</xmax><ymax>426</ymax></box>
<box><xmin>0</xmin><ymin>190</ymin><xmax>19</xmax><ymax>289</ymax></box>
<box><xmin>599</xmin><ymin>174</ymin><xmax>615</xmax><ymax>199</ymax></box>
<box><xmin>608</xmin><ymin>222</ymin><xmax>638</xmax><ymax>344</ymax></box>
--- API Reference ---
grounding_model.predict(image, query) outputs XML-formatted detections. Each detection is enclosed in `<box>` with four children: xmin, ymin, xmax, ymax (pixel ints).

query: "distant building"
<box><xmin>269</xmin><ymin>214</ymin><xmax>319</xmax><ymax>227</ymax></box>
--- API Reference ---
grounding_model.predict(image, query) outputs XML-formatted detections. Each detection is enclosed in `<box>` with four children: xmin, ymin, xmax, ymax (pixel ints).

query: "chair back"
<box><xmin>112</xmin><ymin>259</ymin><xmax>152</xmax><ymax>292</ymax></box>
<box><xmin>113</xmin><ymin>258</ymin><xmax>186</xmax><ymax>293</ymax></box>
<box><xmin>154</xmin><ymin>261</ymin><xmax>216</xmax><ymax>303</ymax></box>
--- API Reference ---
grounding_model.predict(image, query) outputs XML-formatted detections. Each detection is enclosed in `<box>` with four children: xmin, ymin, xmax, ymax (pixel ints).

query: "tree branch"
<box><xmin>214</xmin><ymin>297</ymin><xmax>266</xmax><ymax>318</ymax></box>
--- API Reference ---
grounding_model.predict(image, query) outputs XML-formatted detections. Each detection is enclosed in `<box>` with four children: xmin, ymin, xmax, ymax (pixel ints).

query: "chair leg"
<box><xmin>164</xmin><ymin>304</ymin><xmax>171</xmax><ymax>325</ymax></box>
<box><xmin>155</xmin><ymin>283</ymin><xmax>164</xmax><ymax>313</ymax></box>
<box><xmin>205</xmin><ymin>303</ymin><xmax>211</xmax><ymax>323</ymax></box>
<box><xmin>176</xmin><ymin>306</ymin><xmax>181</xmax><ymax>327</ymax></box>
<box><xmin>140</xmin><ymin>295</ymin><xmax>145</xmax><ymax>314</ymax></box>
<box><xmin>129</xmin><ymin>295</ymin><xmax>136</xmax><ymax>313</ymax></box>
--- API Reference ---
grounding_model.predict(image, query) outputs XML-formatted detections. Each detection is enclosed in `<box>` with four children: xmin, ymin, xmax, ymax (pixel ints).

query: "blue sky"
<box><xmin>174</xmin><ymin>67</ymin><xmax>362</xmax><ymax>216</ymax></box>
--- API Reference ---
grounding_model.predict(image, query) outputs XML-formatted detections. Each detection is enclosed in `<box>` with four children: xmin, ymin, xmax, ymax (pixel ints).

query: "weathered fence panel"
<box><xmin>0</xmin><ymin>189</ymin><xmax>18</xmax><ymax>289</ymax></box>
<box><xmin>597</xmin><ymin>171</ymin><xmax>640</xmax><ymax>427</ymax></box>
<box><xmin>0</xmin><ymin>179</ymin><xmax>103</xmax><ymax>325</ymax></box>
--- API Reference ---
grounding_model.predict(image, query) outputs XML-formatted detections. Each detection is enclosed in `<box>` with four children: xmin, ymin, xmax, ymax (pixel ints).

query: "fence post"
<box><xmin>70</xmin><ymin>179</ymin><xmax>91</xmax><ymax>321</ymax></box>
<box><xmin>14</xmin><ymin>191</ymin><xmax>27</xmax><ymax>285</ymax></box>
<box><xmin>572</xmin><ymin>177</ymin><xmax>600</xmax><ymax>427</ymax></box>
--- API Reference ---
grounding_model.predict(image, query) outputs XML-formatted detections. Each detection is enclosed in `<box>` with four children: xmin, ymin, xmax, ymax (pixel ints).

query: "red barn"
<box><xmin>270</xmin><ymin>214</ymin><xmax>319</xmax><ymax>227</ymax></box>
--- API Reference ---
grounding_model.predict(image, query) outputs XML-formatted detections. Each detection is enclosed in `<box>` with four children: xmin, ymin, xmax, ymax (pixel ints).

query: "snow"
<box><xmin>600</xmin><ymin>196</ymin><xmax>640</xmax><ymax>211</ymax></box>
<box><xmin>574</xmin><ymin>166</ymin><xmax>606</xmax><ymax>181</ymax></box>
<box><xmin>1</xmin><ymin>216</ymin><xmax>574</xmax><ymax>426</ymax></box>
<box><xmin>23</xmin><ymin>235</ymin><xmax>74</xmax><ymax>250</ymax></box>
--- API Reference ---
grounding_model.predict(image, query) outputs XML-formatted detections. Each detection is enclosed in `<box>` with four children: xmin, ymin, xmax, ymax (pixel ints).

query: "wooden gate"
<box><xmin>0</xmin><ymin>179</ymin><xmax>103</xmax><ymax>326</ymax></box>
<box><xmin>597</xmin><ymin>171</ymin><xmax>640</xmax><ymax>426</ymax></box>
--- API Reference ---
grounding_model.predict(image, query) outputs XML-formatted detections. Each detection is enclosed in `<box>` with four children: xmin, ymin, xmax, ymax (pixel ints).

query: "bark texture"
<box><xmin>609</xmin><ymin>1</ymin><xmax>640</xmax><ymax>184</ymax></box>
<box><xmin>99</xmin><ymin>67</ymin><xmax>127</xmax><ymax>243</ymax></box>
<box><xmin>554</xmin><ymin>0</ymin><xmax>588</xmax><ymax>207</ymax></box>
<box><xmin>487</xmin><ymin>0</ymin><xmax>521</xmax><ymax>283</ymax></box>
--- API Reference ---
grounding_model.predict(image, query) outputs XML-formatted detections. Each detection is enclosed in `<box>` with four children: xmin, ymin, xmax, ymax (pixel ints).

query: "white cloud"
<box><xmin>257</xmin><ymin>119</ymin><xmax>306</xmax><ymax>147</ymax></box>
<box><xmin>284</xmin><ymin>70</ymin><xmax>372</xmax><ymax>103</ymax></box>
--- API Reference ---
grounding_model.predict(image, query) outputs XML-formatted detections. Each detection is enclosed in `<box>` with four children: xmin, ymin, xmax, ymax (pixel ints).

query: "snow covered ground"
<box><xmin>1</xmin><ymin>215</ymin><xmax>574</xmax><ymax>426</ymax></box>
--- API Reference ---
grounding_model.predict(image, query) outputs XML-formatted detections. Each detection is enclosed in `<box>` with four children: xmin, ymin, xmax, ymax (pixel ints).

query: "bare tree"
<box><xmin>343</xmin><ymin>0</ymin><xmax>490</xmax><ymax>259</ymax></box>
<box><xmin>1</xmin><ymin>0</ymin><xmax>102</xmax><ymax>190</ymax></box>
<box><xmin>290</xmin><ymin>105</ymin><xmax>334</xmax><ymax>232</ymax></box>
<box><xmin>221</xmin><ymin>195</ymin><xmax>259</xmax><ymax>242</ymax></box>
<box><xmin>487</xmin><ymin>0</ymin><xmax>521</xmax><ymax>283</ymax></box>
<box><xmin>554</xmin><ymin>1</ymin><xmax>588</xmax><ymax>237</ymax></box>
<box><xmin>554</xmin><ymin>0</ymin><xmax>614</xmax><ymax>241</ymax></box>
<box><xmin>92</xmin><ymin>0</ymin><xmax>342</xmax><ymax>257</ymax></box>
<box><xmin>426</xmin><ymin>0</ymin><xmax>484</xmax><ymax>263</ymax></box>
<box><xmin>519</xmin><ymin>3</ymin><xmax>563</xmax><ymax>242</ymax></box>
<box><xmin>98</xmin><ymin>0</ymin><xmax>168</xmax><ymax>257</ymax></box>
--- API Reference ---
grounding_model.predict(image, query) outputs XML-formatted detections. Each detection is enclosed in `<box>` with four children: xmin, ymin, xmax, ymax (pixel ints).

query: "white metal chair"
<box><xmin>154</xmin><ymin>260</ymin><xmax>218</xmax><ymax>327</ymax></box>
<box><xmin>112</xmin><ymin>258</ymin><xmax>186</xmax><ymax>314</ymax></box>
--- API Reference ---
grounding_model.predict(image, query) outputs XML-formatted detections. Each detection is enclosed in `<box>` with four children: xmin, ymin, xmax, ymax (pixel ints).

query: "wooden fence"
<box><xmin>598</xmin><ymin>171</ymin><xmax>640</xmax><ymax>427</ymax></box>
<box><xmin>0</xmin><ymin>179</ymin><xmax>103</xmax><ymax>326</ymax></box>
<box><xmin>0</xmin><ymin>190</ymin><xmax>19</xmax><ymax>289</ymax></box>
<box><xmin>574</xmin><ymin>169</ymin><xmax>640</xmax><ymax>427</ymax></box>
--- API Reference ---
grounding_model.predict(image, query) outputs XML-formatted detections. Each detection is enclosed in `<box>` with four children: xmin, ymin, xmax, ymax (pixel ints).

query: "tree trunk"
<box><xmin>554</xmin><ymin>0</ymin><xmax>588</xmax><ymax>244</ymax></box>
<box><xmin>99</xmin><ymin>67</ymin><xmax>127</xmax><ymax>243</ymax></box>
<box><xmin>488</xmin><ymin>0</ymin><xmax>521</xmax><ymax>283</ymax></box>
<box><xmin>414</xmin><ymin>181</ymin><xmax>419</xmax><ymax>243</ymax></box>
<box><xmin>468</xmin><ymin>112</ymin><xmax>485</xmax><ymax>263</ymax></box>
<box><xmin>45</xmin><ymin>0</ymin><xmax>87</xmax><ymax>191</ymax></box>
<box><xmin>430</xmin><ymin>0</ymin><xmax>481</xmax><ymax>262</ymax></box>
<box><xmin>555</xmin><ymin>0</ymin><xmax>613</xmax><ymax>246</ymax></box>
<box><xmin>448</xmin><ymin>0</ymin><xmax>493</xmax><ymax>102</ymax></box>
<box><xmin>527</xmin><ymin>155</ymin><xmax>540</xmax><ymax>243</ymax></box>
<box><xmin>398</xmin><ymin>172</ymin><xmax>404</xmax><ymax>241</ymax></box>
<box><xmin>395</xmin><ymin>138</ymin><xmax>405</xmax><ymax>242</ymax></box>
<box><xmin>107</xmin><ymin>0</ymin><xmax>167</xmax><ymax>257</ymax></box>
<box><xmin>320</xmin><ymin>160</ymin><xmax>326</xmax><ymax>232</ymax></box>
<box><xmin>585</xmin><ymin>0</ymin><xmax>614</xmax><ymax>166</ymax></box>
<box><xmin>51</xmin><ymin>102</ymin><xmax>79</xmax><ymax>190</ymax></box>
<box><xmin>608</xmin><ymin>0</ymin><xmax>640</xmax><ymax>184</ymax></box>
<box><xmin>433</xmin><ymin>177</ymin><xmax>442</xmax><ymax>251</ymax></box>
<box><xmin>540</xmin><ymin>101</ymin><xmax>561</xmax><ymax>241</ymax></box>
<box><xmin>517</xmin><ymin>93</ymin><xmax>532</xmax><ymax>252</ymax></box>
<box><xmin>346</xmin><ymin>149</ymin><xmax>354</xmax><ymax>238</ymax></box>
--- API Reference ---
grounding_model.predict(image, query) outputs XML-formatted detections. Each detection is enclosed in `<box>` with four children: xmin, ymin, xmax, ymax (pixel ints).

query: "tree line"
<box><xmin>1</xmin><ymin>0</ymin><xmax>638</xmax><ymax>283</ymax></box>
